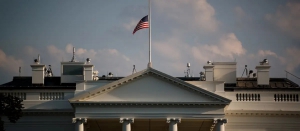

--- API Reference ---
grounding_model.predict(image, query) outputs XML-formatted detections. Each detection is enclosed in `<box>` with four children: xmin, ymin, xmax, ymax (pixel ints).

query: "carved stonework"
<box><xmin>211</xmin><ymin>118</ymin><xmax>227</xmax><ymax>131</ymax></box>
<box><xmin>213</xmin><ymin>118</ymin><xmax>227</xmax><ymax>124</ymax></box>
<box><xmin>166</xmin><ymin>118</ymin><xmax>181</xmax><ymax>123</ymax></box>
<box><xmin>72</xmin><ymin>118</ymin><xmax>87</xmax><ymax>123</ymax></box>
<box><xmin>210</xmin><ymin>120</ymin><xmax>217</xmax><ymax>131</ymax></box>
<box><xmin>119</xmin><ymin>118</ymin><xmax>134</xmax><ymax>123</ymax></box>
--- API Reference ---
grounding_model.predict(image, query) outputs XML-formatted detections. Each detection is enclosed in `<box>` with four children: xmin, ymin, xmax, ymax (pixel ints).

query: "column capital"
<box><xmin>213</xmin><ymin>118</ymin><xmax>227</xmax><ymax>124</ymax></box>
<box><xmin>166</xmin><ymin>118</ymin><xmax>181</xmax><ymax>123</ymax></box>
<box><xmin>120</xmin><ymin>118</ymin><xmax>134</xmax><ymax>123</ymax></box>
<box><xmin>72</xmin><ymin>118</ymin><xmax>87</xmax><ymax>123</ymax></box>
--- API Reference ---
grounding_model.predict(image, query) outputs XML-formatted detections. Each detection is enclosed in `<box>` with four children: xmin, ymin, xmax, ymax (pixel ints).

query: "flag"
<box><xmin>133</xmin><ymin>15</ymin><xmax>149</xmax><ymax>34</ymax></box>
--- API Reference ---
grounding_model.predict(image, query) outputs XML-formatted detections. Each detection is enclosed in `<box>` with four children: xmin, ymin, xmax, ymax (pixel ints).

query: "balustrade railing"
<box><xmin>274</xmin><ymin>94</ymin><xmax>299</xmax><ymax>102</ymax></box>
<box><xmin>1</xmin><ymin>92</ymin><xmax>26</xmax><ymax>100</ymax></box>
<box><xmin>39</xmin><ymin>92</ymin><xmax>64</xmax><ymax>100</ymax></box>
<box><xmin>236</xmin><ymin>93</ymin><xmax>260</xmax><ymax>101</ymax></box>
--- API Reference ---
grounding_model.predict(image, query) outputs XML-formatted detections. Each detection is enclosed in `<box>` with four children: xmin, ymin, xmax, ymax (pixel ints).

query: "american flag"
<box><xmin>133</xmin><ymin>15</ymin><xmax>149</xmax><ymax>34</ymax></box>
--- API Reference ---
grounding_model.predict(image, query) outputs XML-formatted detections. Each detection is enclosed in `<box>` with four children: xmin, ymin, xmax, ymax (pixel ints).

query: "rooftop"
<box><xmin>0</xmin><ymin>77</ymin><xmax>75</xmax><ymax>89</ymax></box>
<box><xmin>0</xmin><ymin>76</ymin><xmax>298</xmax><ymax>90</ymax></box>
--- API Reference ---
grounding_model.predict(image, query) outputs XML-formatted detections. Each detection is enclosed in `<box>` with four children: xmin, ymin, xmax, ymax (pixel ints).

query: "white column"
<box><xmin>214</xmin><ymin>119</ymin><xmax>227</xmax><ymax>131</ymax></box>
<box><xmin>167</xmin><ymin>118</ymin><xmax>181</xmax><ymax>131</ymax></box>
<box><xmin>72</xmin><ymin>118</ymin><xmax>87</xmax><ymax>131</ymax></box>
<box><xmin>120</xmin><ymin>118</ymin><xmax>134</xmax><ymax>131</ymax></box>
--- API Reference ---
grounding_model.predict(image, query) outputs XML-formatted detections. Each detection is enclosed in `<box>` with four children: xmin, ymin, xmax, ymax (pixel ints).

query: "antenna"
<box><xmin>70</xmin><ymin>47</ymin><xmax>76</xmax><ymax>62</ymax></box>
<box><xmin>132</xmin><ymin>65</ymin><xmax>137</xmax><ymax>74</ymax></box>
<box><xmin>184</xmin><ymin>63</ymin><xmax>191</xmax><ymax>77</ymax></box>
<box><xmin>34</xmin><ymin>54</ymin><xmax>41</xmax><ymax>64</ymax></box>
<box><xmin>241</xmin><ymin>65</ymin><xmax>248</xmax><ymax>77</ymax></box>
<box><xmin>19</xmin><ymin>67</ymin><xmax>21</xmax><ymax>76</ymax></box>
<box><xmin>38</xmin><ymin>54</ymin><xmax>40</xmax><ymax>63</ymax></box>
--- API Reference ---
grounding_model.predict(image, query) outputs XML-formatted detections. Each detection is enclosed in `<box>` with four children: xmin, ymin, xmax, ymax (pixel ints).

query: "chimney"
<box><xmin>203</xmin><ymin>61</ymin><xmax>214</xmax><ymax>81</ymax></box>
<box><xmin>255</xmin><ymin>59</ymin><xmax>271</xmax><ymax>85</ymax></box>
<box><xmin>31</xmin><ymin>55</ymin><xmax>45</xmax><ymax>84</ymax></box>
<box><xmin>31</xmin><ymin>64</ymin><xmax>45</xmax><ymax>85</ymax></box>
<box><xmin>83</xmin><ymin>58</ymin><xmax>94</xmax><ymax>81</ymax></box>
<box><xmin>213</xmin><ymin>62</ymin><xmax>237</xmax><ymax>83</ymax></box>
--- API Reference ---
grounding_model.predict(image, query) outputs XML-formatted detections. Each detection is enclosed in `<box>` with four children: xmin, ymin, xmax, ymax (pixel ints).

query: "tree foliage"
<box><xmin>0</xmin><ymin>94</ymin><xmax>23</xmax><ymax>131</ymax></box>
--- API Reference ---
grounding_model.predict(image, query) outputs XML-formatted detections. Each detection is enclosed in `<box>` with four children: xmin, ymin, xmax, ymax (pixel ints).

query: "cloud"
<box><xmin>47</xmin><ymin>45</ymin><xmax>68</xmax><ymax>62</ymax></box>
<box><xmin>202</xmin><ymin>33</ymin><xmax>246</xmax><ymax>58</ymax></box>
<box><xmin>153</xmin><ymin>33</ymin><xmax>246</xmax><ymax>74</ymax></box>
<box><xmin>65</xmin><ymin>44</ymin><xmax>74</xmax><ymax>54</ymax></box>
<box><xmin>24</xmin><ymin>46</ymin><xmax>40</xmax><ymax>57</ymax></box>
<box><xmin>245</xmin><ymin>48</ymin><xmax>300</xmax><ymax>75</ymax></box>
<box><xmin>234</xmin><ymin>6</ymin><xmax>253</xmax><ymax>28</ymax></box>
<box><xmin>153</xmin><ymin>37</ymin><xmax>185</xmax><ymax>61</ymax></box>
<box><xmin>285</xmin><ymin>47</ymin><xmax>300</xmax><ymax>72</ymax></box>
<box><xmin>266</xmin><ymin>2</ymin><xmax>300</xmax><ymax>39</ymax></box>
<box><xmin>235</xmin><ymin>6</ymin><xmax>246</xmax><ymax>18</ymax></box>
<box><xmin>153</xmin><ymin>0</ymin><xmax>218</xmax><ymax>32</ymax></box>
<box><xmin>0</xmin><ymin>49</ymin><xmax>23</xmax><ymax>74</ymax></box>
<box><xmin>192</xmin><ymin>33</ymin><xmax>246</xmax><ymax>60</ymax></box>
<box><xmin>257</xmin><ymin>50</ymin><xmax>285</xmax><ymax>64</ymax></box>
<box><xmin>123</xmin><ymin>19</ymin><xmax>138</xmax><ymax>31</ymax></box>
<box><xmin>46</xmin><ymin>44</ymin><xmax>132</xmax><ymax>76</ymax></box>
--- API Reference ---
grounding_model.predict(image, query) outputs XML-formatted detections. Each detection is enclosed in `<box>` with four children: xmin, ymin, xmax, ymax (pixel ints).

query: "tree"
<box><xmin>0</xmin><ymin>94</ymin><xmax>23</xmax><ymax>131</ymax></box>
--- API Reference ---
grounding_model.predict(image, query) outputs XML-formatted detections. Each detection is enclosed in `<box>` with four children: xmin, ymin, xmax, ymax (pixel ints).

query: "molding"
<box><xmin>72</xmin><ymin>118</ymin><xmax>87</xmax><ymax>123</ymax></box>
<box><xmin>74</xmin><ymin>113</ymin><xmax>225</xmax><ymax>119</ymax></box>
<box><xmin>225</xmin><ymin>112</ymin><xmax>300</xmax><ymax>117</ymax></box>
<box><xmin>210</xmin><ymin>120</ymin><xmax>217</xmax><ymax>131</ymax></box>
<box><xmin>119</xmin><ymin>118</ymin><xmax>134</xmax><ymax>123</ymax></box>
<box><xmin>71</xmin><ymin>102</ymin><xmax>228</xmax><ymax>107</ymax></box>
<box><xmin>22</xmin><ymin>109</ymin><xmax>74</xmax><ymax>116</ymax></box>
<box><xmin>69</xmin><ymin>67</ymin><xmax>231</xmax><ymax>103</ymax></box>
<box><xmin>211</xmin><ymin>118</ymin><xmax>227</xmax><ymax>131</ymax></box>
<box><xmin>166</xmin><ymin>118</ymin><xmax>181</xmax><ymax>123</ymax></box>
<box><xmin>214</xmin><ymin>118</ymin><xmax>227</xmax><ymax>124</ymax></box>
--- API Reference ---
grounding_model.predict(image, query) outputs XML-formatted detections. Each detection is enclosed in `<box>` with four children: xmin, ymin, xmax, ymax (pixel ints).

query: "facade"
<box><xmin>0</xmin><ymin>55</ymin><xmax>300</xmax><ymax>131</ymax></box>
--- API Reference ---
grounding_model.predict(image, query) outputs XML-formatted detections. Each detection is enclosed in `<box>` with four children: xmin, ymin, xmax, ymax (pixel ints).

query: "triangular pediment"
<box><xmin>69</xmin><ymin>68</ymin><xmax>231</xmax><ymax>104</ymax></box>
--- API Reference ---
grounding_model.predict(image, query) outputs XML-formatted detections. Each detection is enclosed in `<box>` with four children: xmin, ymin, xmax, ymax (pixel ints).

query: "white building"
<box><xmin>0</xmin><ymin>54</ymin><xmax>299</xmax><ymax>131</ymax></box>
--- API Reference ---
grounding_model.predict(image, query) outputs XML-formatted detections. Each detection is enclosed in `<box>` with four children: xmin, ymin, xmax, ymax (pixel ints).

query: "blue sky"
<box><xmin>1</xmin><ymin>0</ymin><xmax>300</xmax><ymax>84</ymax></box>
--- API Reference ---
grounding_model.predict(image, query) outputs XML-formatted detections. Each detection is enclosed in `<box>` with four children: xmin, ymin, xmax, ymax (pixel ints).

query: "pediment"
<box><xmin>69</xmin><ymin>68</ymin><xmax>231</xmax><ymax>104</ymax></box>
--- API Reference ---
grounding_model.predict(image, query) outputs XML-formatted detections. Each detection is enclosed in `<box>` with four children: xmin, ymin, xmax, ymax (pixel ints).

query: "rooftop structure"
<box><xmin>0</xmin><ymin>53</ymin><xmax>299</xmax><ymax>131</ymax></box>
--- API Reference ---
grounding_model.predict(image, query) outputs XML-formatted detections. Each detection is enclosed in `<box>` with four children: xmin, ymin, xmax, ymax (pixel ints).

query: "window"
<box><xmin>63</xmin><ymin>65</ymin><xmax>83</xmax><ymax>75</ymax></box>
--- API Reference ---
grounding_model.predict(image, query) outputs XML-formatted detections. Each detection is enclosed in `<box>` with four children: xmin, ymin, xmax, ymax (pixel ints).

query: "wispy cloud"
<box><xmin>154</xmin><ymin>0</ymin><xmax>218</xmax><ymax>32</ymax></box>
<box><xmin>266</xmin><ymin>2</ymin><xmax>300</xmax><ymax>39</ymax></box>
<box><xmin>285</xmin><ymin>47</ymin><xmax>300</xmax><ymax>72</ymax></box>
<box><xmin>203</xmin><ymin>33</ymin><xmax>246</xmax><ymax>59</ymax></box>
<box><xmin>123</xmin><ymin>19</ymin><xmax>138</xmax><ymax>31</ymax></box>
<box><xmin>235</xmin><ymin>6</ymin><xmax>246</xmax><ymax>18</ymax></box>
<box><xmin>47</xmin><ymin>44</ymin><xmax>132</xmax><ymax>76</ymax></box>
<box><xmin>0</xmin><ymin>49</ymin><xmax>23</xmax><ymax>74</ymax></box>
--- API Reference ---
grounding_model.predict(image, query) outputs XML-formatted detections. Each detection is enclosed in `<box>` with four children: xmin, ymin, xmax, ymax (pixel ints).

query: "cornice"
<box><xmin>225</xmin><ymin>111</ymin><xmax>300</xmax><ymax>117</ymax></box>
<box><xmin>70</xmin><ymin>102</ymin><xmax>228</xmax><ymax>107</ymax></box>
<box><xmin>22</xmin><ymin>109</ymin><xmax>74</xmax><ymax>116</ymax></box>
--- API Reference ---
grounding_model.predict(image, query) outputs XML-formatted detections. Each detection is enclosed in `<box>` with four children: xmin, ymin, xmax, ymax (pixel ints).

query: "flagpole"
<box><xmin>147</xmin><ymin>0</ymin><xmax>152</xmax><ymax>68</ymax></box>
